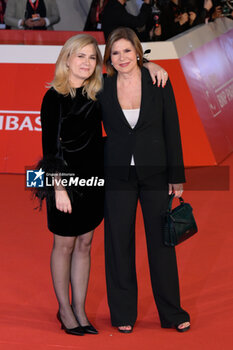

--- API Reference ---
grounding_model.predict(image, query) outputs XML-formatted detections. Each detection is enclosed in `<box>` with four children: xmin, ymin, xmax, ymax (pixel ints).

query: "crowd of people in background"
<box><xmin>85</xmin><ymin>0</ymin><xmax>233</xmax><ymax>41</ymax></box>
<box><xmin>0</xmin><ymin>0</ymin><xmax>233</xmax><ymax>41</ymax></box>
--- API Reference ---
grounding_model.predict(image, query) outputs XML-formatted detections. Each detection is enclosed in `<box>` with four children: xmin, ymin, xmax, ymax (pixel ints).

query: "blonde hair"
<box><xmin>50</xmin><ymin>34</ymin><xmax>103</xmax><ymax>100</ymax></box>
<box><xmin>104</xmin><ymin>27</ymin><xmax>143</xmax><ymax>76</ymax></box>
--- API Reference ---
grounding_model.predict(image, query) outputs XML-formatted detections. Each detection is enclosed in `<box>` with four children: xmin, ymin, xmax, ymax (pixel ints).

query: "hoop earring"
<box><xmin>137</xmin><ymin>56</ymin><xmax>139</xmax><ymax>61</ymax></box>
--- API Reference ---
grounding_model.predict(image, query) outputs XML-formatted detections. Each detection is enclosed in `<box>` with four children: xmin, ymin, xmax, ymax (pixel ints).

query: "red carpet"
<box><xmin>0</xmin><ymin>155</ymin><xmax>233</xmax><ymax>350</ymax></box>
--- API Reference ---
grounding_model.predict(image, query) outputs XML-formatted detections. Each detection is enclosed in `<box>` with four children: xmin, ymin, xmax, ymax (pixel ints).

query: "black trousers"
<box><xmin>104</xmin><ymin>167</ymin><xmax>190</xmax><ymax>327</ymax></box>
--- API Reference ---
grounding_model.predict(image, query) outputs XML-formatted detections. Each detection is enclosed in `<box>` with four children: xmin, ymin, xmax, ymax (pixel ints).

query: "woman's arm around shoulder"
<box><xmin>143</xmin><ymin>61</ymin><xmax>168</xmax><ymax>87</ymax></box>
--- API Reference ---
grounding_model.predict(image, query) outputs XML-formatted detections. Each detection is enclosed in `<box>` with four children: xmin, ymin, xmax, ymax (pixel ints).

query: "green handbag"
<box><xmin>163</xmin><ymin>194</ymin><xmax>198</xmax><ymax>246</ymax></box>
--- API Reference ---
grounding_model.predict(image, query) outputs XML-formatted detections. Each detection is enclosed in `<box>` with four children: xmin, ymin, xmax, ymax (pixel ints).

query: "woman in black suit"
<box><xmin>99</xmin><ymin>27</ymin><xmax>190</xmax><ymax>333</ymax></box>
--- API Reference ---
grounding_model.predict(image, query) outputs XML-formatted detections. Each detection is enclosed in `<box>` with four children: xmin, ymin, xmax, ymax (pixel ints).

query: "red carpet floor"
<box><xmin>0</xmin><ymin>155</ymin><xmax>233</xmax><ymax>350</ymax></box>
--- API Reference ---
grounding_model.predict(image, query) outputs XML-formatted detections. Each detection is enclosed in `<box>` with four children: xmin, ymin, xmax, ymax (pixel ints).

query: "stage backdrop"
<box><xmin>0</xmin><ymin>18</ymin><xmax>233</xmax><ymax>173</ymax></box>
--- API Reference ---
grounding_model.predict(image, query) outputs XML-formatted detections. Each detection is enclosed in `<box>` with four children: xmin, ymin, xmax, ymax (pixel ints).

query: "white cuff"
<box><xmin>44</xmin><ymin>17</ymin><xmax>50</xmax><ymax>27</ymax></box>
<box><xmin>18</xmin><ymin>19</ymin><xmax>24</xmax><ymax>29</ymax></box>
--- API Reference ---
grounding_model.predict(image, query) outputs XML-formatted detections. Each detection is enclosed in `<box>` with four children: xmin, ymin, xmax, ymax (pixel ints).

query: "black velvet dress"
<box><xmin>39</xmin><ymin>87</ymin><xmax>104</xmax><ymax>236</ymax></box>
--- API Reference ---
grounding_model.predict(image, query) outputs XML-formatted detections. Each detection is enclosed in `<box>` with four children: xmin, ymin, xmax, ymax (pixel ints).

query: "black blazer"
<box><xmin>99</xmin><ymin>67</ymin><xmax>185</xmax><ymax>183</ymax></box>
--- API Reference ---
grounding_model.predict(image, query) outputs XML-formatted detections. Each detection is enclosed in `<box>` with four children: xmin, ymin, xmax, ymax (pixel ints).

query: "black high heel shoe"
<box><xmin>81</xmin><ymin>324</ymin><xmax>99</xmax><ymax>335</ymax></box>
<box><xmin>57</xmin><ymin>311</ymin><xmax>85</xmax><ymax>336</ymax></box>
<box><xmin>72</xmin><ymin>311</ymin><xmax>98</xmax><ymax>334</ymax></box>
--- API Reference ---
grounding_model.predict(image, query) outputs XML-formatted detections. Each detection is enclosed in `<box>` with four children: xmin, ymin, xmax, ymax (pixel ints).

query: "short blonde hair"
<box><xmin>51</xmin><ymin>34</ymin><xmax>103</xmax><ymax>100</ymax></box>
<box><xmin>104</xmin><ymin>27</ymin><xmax>143</xmax><ymax>76</ymax></box>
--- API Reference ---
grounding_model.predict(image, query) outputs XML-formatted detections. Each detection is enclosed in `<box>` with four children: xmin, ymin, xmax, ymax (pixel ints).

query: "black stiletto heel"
<box><xmin>71</xmin><ymin>305</ymin><xmax>99</xmax><ymax>334</ymax></box>
<box><xmin>81</xmin><ymin>324</ymin><xmax>99</xmax><ymax>335</ymax></box>
<box><xmin>57</xmin><ymin>311</ymin><xmax>85</xmax><ymax>336</ymax></box>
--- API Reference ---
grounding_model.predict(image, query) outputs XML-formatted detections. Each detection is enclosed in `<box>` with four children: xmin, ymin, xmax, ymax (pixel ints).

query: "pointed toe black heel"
<box><xmin>71</xmin><ymin>307</ymin><xmax>99</xmax><ymax>335</ymax></box>
<box><xmin>57</xmin><ymin>312</ymin><xmax>85</xmax><ymax>336</ymax></box>
<box><xmin>81</xmin><ymin>324</ymin><xmax>99</xmax><ymax>334</ymax></box>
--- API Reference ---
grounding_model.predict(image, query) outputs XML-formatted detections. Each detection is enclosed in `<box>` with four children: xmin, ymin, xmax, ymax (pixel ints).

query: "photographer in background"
<box><xmin>154</xmin><ymin>0</ymin><xmax>189</xmax><ymax>40</ymax></box>
<box><xmin>4</xmin><ymin>0</ymin><xmax>60</xmax><ymax>30</ymax></box>
<box><xmin>102</xmin><ymin>0</ymin><xmax>152</xmax><ymax>40</ymax></box>
<box><xmin>149</xmin><ymin>0</ymin><xmax>216</xmax><ymax>41</ymax></box>
<box><xmin>134</xmin><ymin>0</ymin><xmax>190</xmax><ymax>42</ymax></box>
<box><xmin>136</xmin><ymin>0</ymin><xmax>162</xmax><ymax>41</ymax></box>
<box><xmin>134</xmin><ymin>0</ymin><xmax>231</xmax><ymax>42</ymax></box>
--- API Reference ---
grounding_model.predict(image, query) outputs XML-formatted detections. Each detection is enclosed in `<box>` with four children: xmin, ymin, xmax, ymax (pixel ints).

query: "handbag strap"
<box><xmin>168</xmin><ymin>193</ymin><xmax>184</xmax><ymax>212</ymax></box>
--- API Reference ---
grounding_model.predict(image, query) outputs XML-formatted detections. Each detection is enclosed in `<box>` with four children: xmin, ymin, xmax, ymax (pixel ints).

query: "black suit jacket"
<box><xmin>102</xmin><ymin>0</ymin><xmax>151</xmax><ymax>40</ymax></box>
<box><xmin>99</xmin><ymin>67</ymin><xmax>185</xmax><ymax>183</ymax></box>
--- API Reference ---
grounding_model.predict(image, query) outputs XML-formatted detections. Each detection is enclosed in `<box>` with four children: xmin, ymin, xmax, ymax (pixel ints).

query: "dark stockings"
<box><xmin>71</xmin><ymin>232</ymin><xmax>93</xmax><ymax>326</ymax></box>
<box><xmin>50</xmin><ymin>231</ymin><xmax>93</xmax><ymax>328</ymax></box>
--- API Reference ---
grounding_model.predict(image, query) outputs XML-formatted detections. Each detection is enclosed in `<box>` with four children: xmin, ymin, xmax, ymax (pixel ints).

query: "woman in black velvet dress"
<box><xmin>39</xmin><ymin>34</ymin><xmax>104</xmax><ymax>336</ymax></box>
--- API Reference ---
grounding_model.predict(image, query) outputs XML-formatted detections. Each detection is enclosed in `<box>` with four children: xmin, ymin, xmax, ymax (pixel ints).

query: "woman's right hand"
<box><xmin>55</xmin><ymin>189</ymin><xmax>72</xmax><ymax>213</ymax></box>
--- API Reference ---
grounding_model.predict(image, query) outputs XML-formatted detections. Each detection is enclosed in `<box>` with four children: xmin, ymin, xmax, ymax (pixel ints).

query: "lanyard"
<box><xmin>96</xmin><ymin>3</ymin><xmax>100</xmax><ymax>22</ymax></box>
<box><xmin>0</xmin><ymin>0</ymin><xmax>5</xmax><ymax>23</ymax></box>
<box><xmin>96</xmin><ymin>0</ymin><xmax>107</xmax><ymax>22</ymax></box>
<box><xmin>29</xmin><ymin>0</ymin><xmax>39</xmax><ymax>12</ymax></box>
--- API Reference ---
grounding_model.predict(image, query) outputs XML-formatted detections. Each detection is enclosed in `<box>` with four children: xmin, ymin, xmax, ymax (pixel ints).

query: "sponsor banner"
<box><xmin>0</xmin><ymin>110</ymin><xmax>41</xmax><ymax>171</ymax></box>
<box><xmin>153</xmin><ymin>59</ymin><xmax>216</xmax><ymax>167</ymax></box>
<box><xmin>180</xmin><ymin>28</ymin><xmax>233</xmax><ymax>163</ymax></box>
<box><xmin>0</xmin><ymin>63</ymin><xmax>53</xmax><ymax>173</ymax></box>
<box><xmin>0</xmin><ymin>111</ymin><xmax>41</xmax><ymax>132</ymax></box>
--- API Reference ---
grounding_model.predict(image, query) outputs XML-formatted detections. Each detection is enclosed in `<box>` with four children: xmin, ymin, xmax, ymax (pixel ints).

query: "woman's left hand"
<box><xmin>143</xmin><ymin>62</ymin><xmax>168</xmax><ymax>87</ymax></box>
<box><xmin>169</xmin><ymin>183</ymin><xmax>183</xmax><ymax>198</ymax></box>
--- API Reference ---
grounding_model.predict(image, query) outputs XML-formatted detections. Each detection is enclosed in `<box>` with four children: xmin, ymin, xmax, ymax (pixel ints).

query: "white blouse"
<box><xmin>122</xmin><ymin>108</ymin><xmax>140</xmax><ymax>166</ymax></box>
